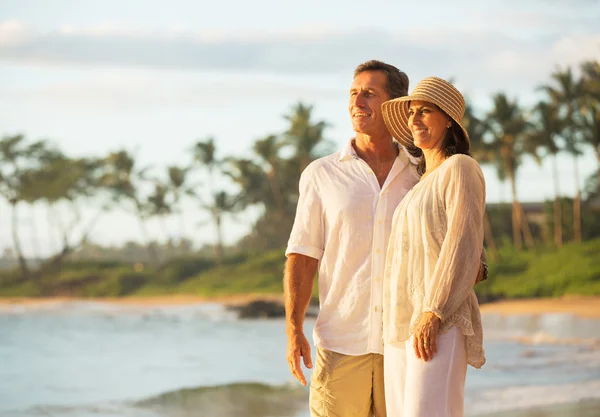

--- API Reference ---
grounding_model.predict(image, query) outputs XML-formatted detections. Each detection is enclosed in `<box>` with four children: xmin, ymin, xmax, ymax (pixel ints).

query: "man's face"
<box><xmin>349</xmin><ymin>70</ymin><xmax>392</xmax><ymax>137</ymax></box>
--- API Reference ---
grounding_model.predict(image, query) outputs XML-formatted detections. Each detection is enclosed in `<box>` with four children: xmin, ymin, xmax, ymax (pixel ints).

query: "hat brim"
<box><xmin>382</xmin><ymin>94</ymin><xmax>470</xmax><ymax>149</ymax></box>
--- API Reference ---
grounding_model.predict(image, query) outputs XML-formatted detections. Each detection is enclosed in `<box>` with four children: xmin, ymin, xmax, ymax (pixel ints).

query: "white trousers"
<box><xmin>383</xmin><ymin>326</ymin><xmax>468</xmax><ymax>417</ymax></box>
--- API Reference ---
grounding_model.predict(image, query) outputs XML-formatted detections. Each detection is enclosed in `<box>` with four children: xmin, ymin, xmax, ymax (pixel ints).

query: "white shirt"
<box><xmin>286</xmin><ymin>139</ymin><xmax>420</xmax><ymax>356</ymax></box>
<box><xmin>383</xmin><ymin>154</ymin><xmax>486</xmax><ymax>368</ymax></box>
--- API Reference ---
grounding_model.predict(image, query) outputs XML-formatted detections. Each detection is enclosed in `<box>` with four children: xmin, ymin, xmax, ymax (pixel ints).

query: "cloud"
<box><xmin>0</xmin><ymin>19</ymin><xmax>599</xmax><ymax>107</ymax></box>
<box><xmin>0</xmin><ymin>20</ymin><xmax>32</xmax><ymax>46</ymax></box>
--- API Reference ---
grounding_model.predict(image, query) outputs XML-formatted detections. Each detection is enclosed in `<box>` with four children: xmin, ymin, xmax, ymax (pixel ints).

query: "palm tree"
<box><xmin>581</xmin><ymin>60</ymin><xmax>600</xmax><ymax>182</ymax></box>
<box><xmin>0</xmin><ymin>135</ymin><xmax>49</xmax><ymax>278</ymax></box>
<box><xmin>530</xmin><ymin>101</ymin><xmax>564</xmax><ymax>246</ymax></box>
<box><xmin>483</xmin><ymin>94</ymin><xmax>536</xmax><ymax>250</ymax></box>
<box><xmin>284</xmin><ymin>103</ymin><xmax>331</xmax><ymax>172</ymax></box>
<box><xmin>540</xmin><ymin>67</ymin><xmax>585</xmax><ymax>242</ymax></box>
<box><xmin>201</xmin><ymin>191</ymin><xmax>238</xmax><ymax>267</ymax></box>
<box><xmin>192</xmin><ymin>137</ymin><xmax>249</xmax><ymax>262</ymax></box>
<box><xmin>147</xmin><ymin>181</ymin><xmax>172</xmax><ymax>246</ymax></box>
<box><xmin>463</xmin><ymin>102</ymin><xmax>498</xmax><ymax>260</ymax></box>
<box><xmin>101</xmin><ymin>150</ymin><xmax>158</xmax><ymax>264</ymax></box>
<box><xmin>192</xmin><ymin>137</ymin><xmax>218</xmax><ymax>180</ymax></box>
<box><xmin>23</xmin><ymin>152</ymin><xmax>107</xmax><ymax>270</ymax></box>
<box><xmin>224</xmin><ymin>157</ymin><xmax>269</xmax><ymax>208</ymax></box>
<box><xmin>252</xmin><ymin>134</ymin><xmax>286</xmax><ymax>215</ymax></box>
<box><xmin>578</xmin><ymin>101</ymin><xmax>600</xmax><ymax>185</ymax></box>
<box><xmin>166</xmin><ymin>165</ymin><xmax>194</xmax><ymax>244</ymax></box>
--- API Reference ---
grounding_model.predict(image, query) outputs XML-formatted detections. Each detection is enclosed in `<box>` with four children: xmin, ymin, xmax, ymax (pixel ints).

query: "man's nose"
<box><xmin>354</xmin><ymin>92</ymin><xmax>366</xmax><ymax>107</ymax></box>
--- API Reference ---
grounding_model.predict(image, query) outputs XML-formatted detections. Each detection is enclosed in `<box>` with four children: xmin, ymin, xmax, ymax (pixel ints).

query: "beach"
<box><xmin>2</xmin><ymin>294</ymin><xmax>600</xmax><ymax>316</ymax></box>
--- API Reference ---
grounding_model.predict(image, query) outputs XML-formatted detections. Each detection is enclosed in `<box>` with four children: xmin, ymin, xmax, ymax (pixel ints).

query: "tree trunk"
<box><xmin>29</xmin><ymin>203</ymin><xmax>42</xmax><ymax>261</ymax></box>
<box><xmin>519</xmin><ymin>203</ymin><xmax>536</xmax><ymax>250</ymax></box>
<box><xmin>10</xmin><ymin>201</ymin><xmax>29</xmax><ymax>279</ymax></box>
<box><xmin>178</xmin><ymin>212</ymin><xmax>187</xmax><ymax>246</ymax></box>
<box><xmin>573</xmin><ymin>154</ymin><xmax>582</xmax><ymax>243</ymax></box>
<box><xmin>137</xmin><ymin>215</ymin><xmax>159</xmax><ymax>266</ymax></box>
<box><xmin>552</xmin><ymin>154</ymin><xmax>562</xmax><ymax>247</ymax></box>
<box><xmin>43</xmin><ymin>206</ymin><xmax>104</xmax><ymax>273</ymax></box>
<box><xmin>596</xmin><ymin>146</ymin><xmax>600</xmax><ymax>184</ymax></box>
<box><xmin>483</xmin><ymin>210</ymin><xmax>498</xmax><ymax>262</ymax></box>
<box><xmin>214</xmin><ymin>213</ymin><xmax>223</xmax><ymax>268</ymax></box>
<box><xmin>158</xmin><ymin>216</ymin><xmax>173</xmax><ymax>261</ymax></box>
<box><xmin>46</xmin><ymin>205</ymin><xmax>61</xmax><ymax>255</ymax></box>
<box><xmin>267</xmin><ymin>169</ymin><xmax>285</xmax><ymax>217</ymax></box>
<box><xmin>509</xmin><ymin>174</ymin><xmax>523</xmax><ymax>251</ymax></box>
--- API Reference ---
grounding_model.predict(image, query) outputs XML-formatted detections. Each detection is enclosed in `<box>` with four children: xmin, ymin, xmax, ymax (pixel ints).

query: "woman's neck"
<box><xmin>421</xmin><ymin>148</ymin><xmax>446</xmax><ymax>179</ymax></box>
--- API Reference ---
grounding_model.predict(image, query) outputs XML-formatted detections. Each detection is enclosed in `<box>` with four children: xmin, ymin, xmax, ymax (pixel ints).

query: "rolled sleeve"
<box><xmin>285</xmin><ymin>167</ymin><xmax>325</xmax><ymax>261</ymax></box>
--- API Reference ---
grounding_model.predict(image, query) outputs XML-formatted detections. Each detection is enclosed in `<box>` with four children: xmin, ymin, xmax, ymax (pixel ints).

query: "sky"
<box><xmin>1</xmin><ymin>0</ymin><xmax>600</xmax><ymax>256</ymax></box>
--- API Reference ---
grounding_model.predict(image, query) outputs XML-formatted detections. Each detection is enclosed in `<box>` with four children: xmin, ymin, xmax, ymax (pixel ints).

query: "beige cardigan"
<box><xmin>383</xmin><ymin>154</ymin><xmax>486</xmax><ymax>368</ymax></box>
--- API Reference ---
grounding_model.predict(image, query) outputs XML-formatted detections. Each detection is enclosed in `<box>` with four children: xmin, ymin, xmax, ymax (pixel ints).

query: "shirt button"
<box><xmin>376</xmin><ymin>249</ymin><xmax>381</xmax><ymax>254</ymax></box>
<box><xmin>377</xmin><ymin>220</ymin><xmax>382</xmax><ymax>225</ymax></box>
<box><xmin>374</xmin><ymin>306</ymin><xmax>379</xmax><ymax>312</ymax></box>
<box><xmin>375</xmin><ymin>277</ymin><xmax>381</xmax><ymax>282</ymax></box>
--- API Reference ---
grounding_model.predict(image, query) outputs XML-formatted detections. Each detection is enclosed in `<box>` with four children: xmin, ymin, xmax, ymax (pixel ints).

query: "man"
<box><xmin>284</xmin><ymin>60</ymin><xmax>486</xmax><ymax>417</ymax></box>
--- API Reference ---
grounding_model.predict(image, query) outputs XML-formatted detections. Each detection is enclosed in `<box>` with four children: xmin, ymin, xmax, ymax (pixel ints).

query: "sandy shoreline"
<box><xmin>478</xmin><ymin>295</ymin><xmax>600</xmax><ymax>318</ymax></box>
<box><xmin>1</xmin><ymin>294</ymin><xmax>600</xmax><ymax>317</ymax></box>
<box><xmin>0</xmin><ymin>293</ymin><xmax>285</xmax><ymax>308</ymax></box>
<box><xmin>476</xmin><ymin>398</ymin><xmax>600</xmax><ymax>417</ymax></box>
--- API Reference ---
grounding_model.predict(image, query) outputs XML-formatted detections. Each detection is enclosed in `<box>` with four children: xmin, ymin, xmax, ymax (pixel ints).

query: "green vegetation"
<box><xmin>1</xmin><ymin>240</ymin><xmax>599</xmax><ymax>302</ymax></box>
<box><xmin>1</xmin><ymin>60</ymin><xmax>600</xmax><ymax>296</ymax></box>
<box><xmin>476</xmin><ymin>238</ymin><xmax>600</xmax><ymax>301</ymax></box>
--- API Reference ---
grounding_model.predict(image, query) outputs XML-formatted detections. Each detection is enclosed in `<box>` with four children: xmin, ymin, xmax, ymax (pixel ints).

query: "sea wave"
<box><xmin>466</xmin><ymin>379</ymin><xmax>600</xmax><ymax>415</ymax></box>
<box><xmin>3</xmin><ymin>382</ymin><xmax>308</xmax><ymax>417</ymax></box>
<box><xmin>0</xmin><ymin>300</ymin><xmax>239</xmax><ymax>322</ymax></box>
<box><xmin>483</xmin><ymin>313</ymin><xmax>600</xmax><ymax>344</ymax></box>
<box><xmin>134</xmin><ymin>381</ymin><xmax>308</xmax><ymax>417</ymax></box>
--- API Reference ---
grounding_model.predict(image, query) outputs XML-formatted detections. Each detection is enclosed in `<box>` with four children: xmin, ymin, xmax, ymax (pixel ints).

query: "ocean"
<box><xmin>1</xmin><ymin>301</ymin><xmax>599</xmax><ymax>417</ymax></box>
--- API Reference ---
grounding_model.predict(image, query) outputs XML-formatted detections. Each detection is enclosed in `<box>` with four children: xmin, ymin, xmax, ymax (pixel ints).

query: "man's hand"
<box><xmin>284</xmin><ymin>254</ymin><xmax>318</xmax><ymax>386</ymax></box>
<box><xmin>286</xmin><ymin>330</ymin><xmax>313</xmax><ymax>386</ymax></box>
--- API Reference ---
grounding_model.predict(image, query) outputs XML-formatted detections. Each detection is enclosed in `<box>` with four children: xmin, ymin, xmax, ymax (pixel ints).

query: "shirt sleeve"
<box><xmin>285</xmin><ymin>165</ymin><xmax>325</xmax><ymax>260</ymax></box>
<box><xmin>424</xmin><ymin>155</ymin><xmax>485</xmax><ymax>321</ymax></box>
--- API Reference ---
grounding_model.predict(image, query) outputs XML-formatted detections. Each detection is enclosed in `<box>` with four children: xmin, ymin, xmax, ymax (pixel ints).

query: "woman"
<box><xmin>380</xmin><ymin>77</ymin><xmax>485</xmax><ymax>416</ymax></box>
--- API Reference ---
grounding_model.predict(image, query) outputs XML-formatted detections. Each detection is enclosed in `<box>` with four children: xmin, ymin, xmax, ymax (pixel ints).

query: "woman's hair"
<box><xmin>405</xmin><ymin>105</ymin><xmax>471</xmax><ymax>175</ymax></box>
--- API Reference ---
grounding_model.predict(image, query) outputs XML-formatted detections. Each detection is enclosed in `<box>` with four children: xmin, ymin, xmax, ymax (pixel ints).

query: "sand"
<box><xmin>1</xmin><ymin>294</ymin><xmax>600</xmax><ymax>317</ymax></box>
<box><xmin>0</xmin><ymin>293</ymin><xmax>286</xmax><ymax>308</ymax></box>
<box><xmin>479</xmin><ymin>295</ymin><xmax>600</xmax><ymax>318</ymax></box>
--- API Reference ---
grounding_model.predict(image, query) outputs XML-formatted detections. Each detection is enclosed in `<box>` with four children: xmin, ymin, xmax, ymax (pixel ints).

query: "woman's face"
<box><xmin>407</xmin><ymin>100</ymin><xmax>451</xmax><ymax>152</ymax></box>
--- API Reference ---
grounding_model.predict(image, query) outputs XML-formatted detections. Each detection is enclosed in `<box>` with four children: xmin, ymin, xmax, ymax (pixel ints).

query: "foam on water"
<box><xmin>1</xmin><ymin>301</ymin><xmax>599</xmax><ymax>417</ymax></box>
<box><xmin>466</xmin><ymin>379</ymin><xmax>600</xmax><ymax>415</ymax></box>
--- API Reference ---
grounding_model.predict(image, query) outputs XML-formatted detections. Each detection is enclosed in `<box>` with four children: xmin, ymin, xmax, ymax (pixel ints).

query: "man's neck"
<box><xmin>353</xmin><ymin>132</ymin><xmax>397</xmax><ymax>162</ymax></box>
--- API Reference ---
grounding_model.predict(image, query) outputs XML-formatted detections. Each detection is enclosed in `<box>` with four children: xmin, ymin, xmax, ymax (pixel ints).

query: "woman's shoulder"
<box><xmin>445</xmin><ymin>154</ymin><xmax>482</xmax><ymax>173</ymax></box>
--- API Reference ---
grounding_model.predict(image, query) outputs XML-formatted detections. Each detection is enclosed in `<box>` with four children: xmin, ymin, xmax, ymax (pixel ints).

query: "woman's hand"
<box><xmin>413</xmin><ymin>312</ymin><xmax>441</xmax><ymax>361</ymax></box>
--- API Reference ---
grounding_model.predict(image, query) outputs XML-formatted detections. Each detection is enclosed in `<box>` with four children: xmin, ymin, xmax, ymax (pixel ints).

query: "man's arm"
<box><xmin>284</xmin><ymin>253</ymin><xmax>318</xmax><ymax>386</ymax></box>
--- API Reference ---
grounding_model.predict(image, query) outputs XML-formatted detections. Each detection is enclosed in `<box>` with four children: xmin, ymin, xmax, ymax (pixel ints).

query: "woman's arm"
<box><xmin>424</xmin><ymin>155</ymin><xmax>486</xmax><ymax>321</ymax></box>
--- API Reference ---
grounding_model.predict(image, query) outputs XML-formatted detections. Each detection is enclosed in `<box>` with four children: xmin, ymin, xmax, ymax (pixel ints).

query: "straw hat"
<box><xmin>381</xmin><ymin>76</ymin><xmax>469</xmax><ymax>148</ymax></box>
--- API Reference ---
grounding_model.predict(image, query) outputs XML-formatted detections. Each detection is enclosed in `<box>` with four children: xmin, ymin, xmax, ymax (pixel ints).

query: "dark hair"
<box><xmin>406</xmin><ymin>107</ymin><xmax>471</xmax><ymax>175</ymax></box>
<box><xmin>354</xmin><ymin>60</ymin><xmax>409</xmax><ymax>99</ymax></box>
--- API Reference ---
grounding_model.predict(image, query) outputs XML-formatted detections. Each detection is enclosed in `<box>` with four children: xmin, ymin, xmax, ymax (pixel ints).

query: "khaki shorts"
<box><xmin>309</xmin><ymin>347</ymin><xmax>386</xmax><ymax>417</ymax></box>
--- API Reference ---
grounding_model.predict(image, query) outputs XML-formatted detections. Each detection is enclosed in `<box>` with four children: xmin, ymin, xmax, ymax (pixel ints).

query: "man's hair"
<box><xmin>353</xmin><ymin>60</ymin><xmax>409</xmax><ymax>99</ymax></box>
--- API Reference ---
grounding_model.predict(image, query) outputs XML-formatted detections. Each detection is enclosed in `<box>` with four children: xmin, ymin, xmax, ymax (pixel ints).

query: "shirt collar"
<box><xmin>338</xmin><ymin>139</ymin><xmax>359</xmax><ymax>162</ymax></box>
<box><xmin>339</xmin><ymin>138</ymin><xmax>419</xmax><ymax>166</ymax></box>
